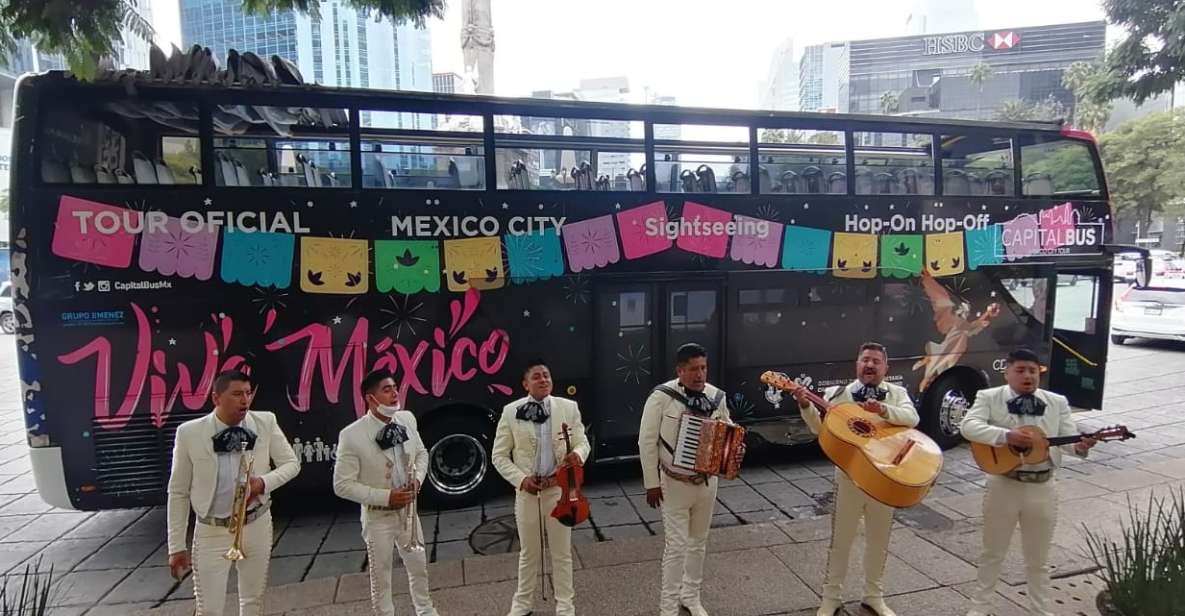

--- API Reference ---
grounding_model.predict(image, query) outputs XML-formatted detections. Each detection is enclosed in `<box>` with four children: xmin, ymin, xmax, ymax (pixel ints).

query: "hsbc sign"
<box><xmin>922</xmin><ymin>31</ymin><xmax>1022</xmax><ymax>56</ymax></box>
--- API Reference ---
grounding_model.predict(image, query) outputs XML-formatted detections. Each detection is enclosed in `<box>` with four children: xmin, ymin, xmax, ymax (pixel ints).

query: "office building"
<box><xmin>798</xmin><ymin>42</ymin><xmax>849</xmax><ymax>113</ymax></box>
<box><xmin>759</xmin><ymin>38</ymin><xmax>799</xmax><ymax>111</ymax></box>
<box><xmin>433</xmin><ymin>72</ymin><xmax>465</xmax><ymax>94</ymax></box>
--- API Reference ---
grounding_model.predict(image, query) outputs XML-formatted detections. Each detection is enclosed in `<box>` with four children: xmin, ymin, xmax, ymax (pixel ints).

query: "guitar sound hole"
<box><xmin>847</xmin><ymin>418</ymin><xmax>876</xmax><ymax>437</ymax></box>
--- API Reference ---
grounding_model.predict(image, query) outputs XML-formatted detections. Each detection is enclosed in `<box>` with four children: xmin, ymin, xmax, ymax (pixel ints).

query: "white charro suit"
<box><xmin>638</xmin><ymin>379</ymin><xmax>731</xmax><ymax>616</ymax></box>
<box><xmin>333</xmin><ymin>410</ymin><xmax>436</xmax><ymax>616</ymax></box>
<box><xmin>167</xmin><ymin>411</ymin><xmax>300</xmax><ymax>616</ymax></box>
<box><xmin>960</xmin><ymin>386</ymin><xmax>1087</xmax><ymax>616</ymax></box>
<box><xmin>799</xmin><ymin>380</ymin><xmax>918</xmax><ymax>615</ymax></box>
<box><xmin>492</xmin><ymin>395</ymin><xmax>589</xmax><ymax>616</ymax></box>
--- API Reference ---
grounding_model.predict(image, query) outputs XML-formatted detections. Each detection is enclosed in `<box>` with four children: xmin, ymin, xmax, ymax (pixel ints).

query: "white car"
<box><xmin>1112</xmin><ymin>279</ymin><xmax>1185</xmax><ymax>345</ymax></box>
<box><xmin>1114</xmin><ymin>254</ymin><xmax>1140</xmax><ymax>282</ymax></box>
<box><xmin>0</xmin><ymin>283</ymin><xmax>13</xmax><ymax>335</ymax></box>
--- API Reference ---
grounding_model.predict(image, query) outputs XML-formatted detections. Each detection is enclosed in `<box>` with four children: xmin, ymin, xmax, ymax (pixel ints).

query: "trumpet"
<box><xmin>223</xmin><ymin>441</ymin><xmax>255</xmax><ymax>561</ymax></box>
<box><xmin>401</xmin><ymin>455</ymin><xmax>425</xmax><ymax>553</ymax></box>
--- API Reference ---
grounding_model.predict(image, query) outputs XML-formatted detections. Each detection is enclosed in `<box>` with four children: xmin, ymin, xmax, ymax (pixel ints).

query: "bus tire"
<box><xmin>920</xmin><ymin>374</ymin><xmax>976</xmax><ymax>450</ymax></box>
<box><xmin>421</xmin><ymin>413</ymin><xmax>496</xmax><ymax>509</ymax></box>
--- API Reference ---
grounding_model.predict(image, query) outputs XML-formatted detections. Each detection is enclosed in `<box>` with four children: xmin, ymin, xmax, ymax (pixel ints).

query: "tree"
<box><xmin>993</xmin><ymin>95</ymin><xmax>1067</xmax><ymax>123</ymax></box>
<box><xmin>968</xmin><ymin>62</ymin><xmax>994</xmax><ymax>118</ymax></box>
<box><xmin>0</xmin><ymin>0</ymin><xmax>445</xmax><ymax>79</ymax></box>
<box><xmin>759</xmin><ymin>129</ymin><xmax>808</xmax><ymax>144</ymax></box>
<box><xmin>1062</xmin><ymin>61</ymin><xmax>1114</xmax><ymax>135</ymax></box>
<box><xmin>1103</xmin><ymin>0</ymin><xmax>1185</xmax><ymax>104</ymax></box>
<box><xmin>879</xmin><ymin>91</ymin><xmax>900</xmax><ymax>115</ymax></box>
<box><xmin>1099</xmin><ymin>109</ymin><xmax>1185</xmax><ymax>234</ymax></box>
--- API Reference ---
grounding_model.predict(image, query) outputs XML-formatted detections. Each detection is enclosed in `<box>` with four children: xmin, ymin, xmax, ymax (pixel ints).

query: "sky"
<box><xmin>150</xmin><ymin>0</ymin><xmax>1110</xmax><ymax>110</ymax></box>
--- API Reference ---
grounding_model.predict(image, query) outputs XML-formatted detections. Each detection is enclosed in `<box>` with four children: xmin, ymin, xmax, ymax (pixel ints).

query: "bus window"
<box><xmin>367</xmin><ymin>111</ymin><xmax>484</xmax><ymax>133</ymax></box>
<box><xmin>212</xmin><ymin>105</ymin><xmax>349</xmax><ymax>187</ymax></box>
<box><xmin>594</xmin><ymin>150</ymin><xmax>646</xmax><ymax>191</ymax></box>
<box><xmin>941</xmin><ymin>134</ymin><xmax>1014</xmax><ymax>196</ymax></box>
<box><xmin>1020</xmin><ymin>135</ymin><xmax>1100</xmax><ymax>196</ymax></box>
<box><xmin>757</xmin><ymin>129</ymin><xmax>846</xmax><ymax>194</ymax></box>
<box><xmin>853</xmin><ymin>132</ymin><xmax>935</xmax><ymax>196</ymax></box>
<box><xmin>363</xmin><ymin>140</ymin><xmax>485</xmax><ymax>190</ymax></box>
<box><xmin>655</xmin><ymin>149</ymin><xmax>749</xmax><ymax>194</ymax></box>
<box><xmin>39</xmin><ymin>99</ymin><xmax>200</xmax><ymax>185</ymax></box>
<box><xmin>496</xmin><ymin>148</ymin><xmax>594</xmax><ymax>190</ymax></box>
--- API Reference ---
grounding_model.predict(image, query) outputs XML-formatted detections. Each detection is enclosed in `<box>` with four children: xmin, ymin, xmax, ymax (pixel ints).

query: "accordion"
<box><xmin>672</xmin><ymin>414</ymin><xmax>746</xmax><ymax>480</ymax></box>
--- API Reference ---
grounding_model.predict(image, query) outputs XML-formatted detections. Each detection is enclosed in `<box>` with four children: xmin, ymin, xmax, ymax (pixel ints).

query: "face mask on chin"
<box><xmin>374</xmin><ymin>401</ymin><xmax>400</xmax><ymax>418</ymax></box>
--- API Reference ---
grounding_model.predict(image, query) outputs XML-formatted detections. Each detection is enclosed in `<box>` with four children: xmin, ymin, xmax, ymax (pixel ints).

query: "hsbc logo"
<box><xmin>987</xmin><ymin>31</ymin><xmax>1021</xmax><ymax>50</ymax></box>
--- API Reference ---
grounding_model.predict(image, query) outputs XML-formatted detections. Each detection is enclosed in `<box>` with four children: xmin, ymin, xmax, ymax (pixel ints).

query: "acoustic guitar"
<box><xmin>970</xmin><ymin>424</ymin><xmax>1135</xmax><ymax>475</ymax></box>
<box><xmin>761</xmin><ymin>371</ymin><xmax>942</xmax><ymax>508</ymax></box>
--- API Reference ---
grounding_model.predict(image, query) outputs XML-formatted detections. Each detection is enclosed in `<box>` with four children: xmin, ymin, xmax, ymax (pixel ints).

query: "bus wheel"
<box><xmin>1110</xmin><ymin>335</ymin><xmax>1128</xmax><ymax>345</ymax></box>
<box><xmin>921</xmin><ymin>375</ymin><xmax>973</xmax><ymax>450</ymax></box>
<box><xmin>422</xmin><ymin>415</ymin><xmax>495</xmax><ymax>509</ymax></box>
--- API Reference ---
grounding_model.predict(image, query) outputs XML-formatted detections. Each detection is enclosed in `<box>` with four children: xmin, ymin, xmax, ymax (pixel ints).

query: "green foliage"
<box><xmin>1083</xmin><ymin>488</ymin><xmax>1185</xmax><ymax>616</ymax></box>
<box><xmin>0</xmin><ymin>0</ymin><xmax>444</xmax><ymax>78</ymax></box>
<box><xmin>0</xmin><ymin>557</ymin><xmax>55</xmax><ymax>614</ymax></box>
<box><xmin>993</xmin><ymin>95</ymin><xmax>1067</xmax><ymax>123</ymax></box>
<box><xmin>1103</xmin><ymin>0</ymin><xmax>1185</xmax><ymax>104</ymax></box>
<box><xmin>879</xmin><ymin>91</ymin><xmax>899</xmax><ymax>115</ymax></box>
<box><xmin>1099</xmin><ymin>109</ymin><xmax>1185</xmax><ymax>228</ymax></box>
<box><xmin>759</xmin><ymin>129</ymin><xmax>807</xmax><ymax>144</ymax></box>
<box><xmin>1062</xmin><ymin>61</ymin><xmax>1114</xmax><ymax>135</ymax></box>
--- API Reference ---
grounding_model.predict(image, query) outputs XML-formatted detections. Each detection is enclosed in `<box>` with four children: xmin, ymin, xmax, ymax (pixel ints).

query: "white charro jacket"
<box><xmin>166</xmin><ymin>410</ymin><xmax>300</xmax><ymax>554</ymax></box>
<box><xmin>960</xmin><ymin>385</ymin><xmax>1087</xmax><ymax>468</ymax></box>
<box><xmin>333</xmin><ymin>410</ymin><xmax>430</xmax><ymax>510</ymax></box>
<box><xmin>798</xmin><ymin>380</ymin><xmax>919</xmax><ymax>436</ymax></box>
<box><xmin>638</xmin><ymin>379</ymin><xmax>731</xmax><ymax>490</ymax></box>
<box><xmin>492</xmin><ymin>396</ymin><xmax>590</xmax><ymax>490</ymax></box>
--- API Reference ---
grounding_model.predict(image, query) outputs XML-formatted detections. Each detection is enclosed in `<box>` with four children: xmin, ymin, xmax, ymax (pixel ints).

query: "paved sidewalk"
<box><xmin>120</xmin><ymin>454</ymin><xmax>1184</xmax><ymax>616</ymax></box>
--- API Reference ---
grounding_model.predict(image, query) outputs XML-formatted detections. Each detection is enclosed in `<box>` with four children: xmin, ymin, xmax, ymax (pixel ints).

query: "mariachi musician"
<box><xmin>792</xmin><ymin>342</ymin><xmax>917</xmax><ymax>616</ymax></box>
<box><xmin>492</xmin><ymin>360</ymin><xmax>589</xmax><ymax>616</ymax></box>
<box><xmin>639</xmin><ymin>342</ymin><xmax>742</xmax><ymax>616</ymax></box>
<box><xmin>166</xmin><ymin>370</ymin><xmax>300</xmax><ymax>616</ymax></box>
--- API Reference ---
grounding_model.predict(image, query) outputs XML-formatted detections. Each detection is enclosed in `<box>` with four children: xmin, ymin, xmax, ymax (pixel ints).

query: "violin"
<box><xmin>550</xmin><ymin>423</ymin><xmax>590</xmax><ymax>527</ymax></box>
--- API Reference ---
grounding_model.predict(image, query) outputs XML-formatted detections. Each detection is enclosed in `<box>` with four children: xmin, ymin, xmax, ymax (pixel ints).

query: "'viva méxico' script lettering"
<box><xmin>56</xmin><ymin>289</ymin><xmax>513</xmax><ymax>430</ymax></box>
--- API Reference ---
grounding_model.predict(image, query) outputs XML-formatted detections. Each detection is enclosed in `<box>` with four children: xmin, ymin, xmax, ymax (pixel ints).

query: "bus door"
<box><xmin>1048</xmin><ymin>268</ymin><xmax>1113</xmax><ymax>410</ymax></box>
<box><xmin>591</xmin><ymin>279</ymin><xmax>723</xmax><ymax>458</ymax></box>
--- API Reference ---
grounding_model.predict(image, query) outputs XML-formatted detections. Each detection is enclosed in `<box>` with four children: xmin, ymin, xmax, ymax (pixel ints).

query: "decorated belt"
<box><xmin>367</xmin><ymin>504</ymin><xmax>402</xmax><ymax>511</ymax></box>
<box><xmin>198</xmin><ymin>503</ymin><xmax>270</xmax><ymax>527</ymax></box>
<box><xmin>1006</xmin><ymin>469</ymin><xmax>1052</xmax><ymax>483</ymax></box>
<box><xmin>531</xmin><ymin>474</ymin><xmax>559</xmax><ymax>490</ymax></box>
<box><xmin>661</xmin><ymin>463</ymin><xmax>707</xmax><ymax>485</ymax></box>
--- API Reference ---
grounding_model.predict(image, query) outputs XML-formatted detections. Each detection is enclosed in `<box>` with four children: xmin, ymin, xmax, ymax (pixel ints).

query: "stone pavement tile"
<box><xmin>481</xmin><ymin>505</ymin><xmax>513</xmax><ymax>522</ymax></box>
<box><xmin>335</xmin><ymin>571</ymin><xmax>374</xmax><ymax>603</ymax></box>
<box><xmin>768</xmin><ymin>462</ymin><xmax>822</xmax><ymax>482</ymax></box>
<box><xmin>272</xmin><ymin>524</ymin><xmax>330</xmax><ymax>556</ymax></box>
<box><xmin>288</xmin><ymin>512</ymin><xmax>337</xmax><ymax>528</ymax></box>
<box><xmin>619</xmin><ymin>477</ymin><xmax>647</xmax><ymax>495</ymax></box>
<box><xmin>738</xmin><ymin>464</ymin><xmax>786</xmax><ymax>485</ymax></box>
<box><xmin>872</xmin><ymin>586</ymin><xmax>979</xmax><ymax>616</ymax></box>
<box><xmin>922</xmin><ymin>521</ymin><xmax>1090</xmax><ymax>586</ymax></box>
<box><xmin>769</xmin><ymin>538</ymin><xmax>937</xmax><ymax>598</ymax></box>
<box><xmin>1142</xmin><ymin>458</ymin><xmax>1185</xmax><ymax>480</ymax></box>
<box><xmin>63</xmin><ymin>508</ymin><xmax>145</xmax><ymax>539</ymax></box>
<box><xmin>1083</xmin><ymin>468</ymin><xmax>1173</xmax><ymax>492</ymax></box>
<box><xmin>588</xmin><ymin>496</ymin><xmax>641</xmax><ymax>527</ymax></box>
<box><xmin>269</xmin><ymin>554</ymin><xmax>314</xmax><ymax>586</ymax></box>
<box><xmin>15</xmin><ymin>511</ymin><xmax>92</xmax><ymax>542</ymax></box>
<box><xmin>888</xmin><ymin>529</ymin><xmax>977</xmax><ymax>586</ymax></box>
<box><xmin>435</xmin><ymin>508</ymin><xmax>482</xmax><ymax>542</ymax></box>
<box><xmin>774</xmin><ymin>515</ymin><xmax>832</xmax><ymax>542</ymax></box>
<box><xmin>86</xmin><ymin>602</ymin><xmax>159</xmax><ymax>615</ymax></box>
<box><xmin>930</xmin><ymin>492</ymin><xmax>985</xmax><ymax>519</ymax></box>
<box><xmin>75</xmin><ymin>536</ymin><xmax>161</xmax><ymax>570</ymax></box>
<box><xmin>759</xmin><ymin>482</ymin><xmax>815</xmax><ymax>511</ymax></box>
<box><xmin>571</xmin><ymin>528</ymin><xmax>598</xmax><ymax>545</ymax></box>
<box><xmin>101</xmin><ymin>565</ymin><xmax>177</xmax><ymax>604</ymax></box>
<box><xmin>706</xmin><ymin>522</ymin><xmax>792</xmax><ymax>554</ymax></box>
<box><xmin>574</xmin><ymin>532</ymin><xmax>663</xmax><ymax>569</ymax></box>
<box><xmin>462</xmin><ymin>550</ymin><xmax>520</xmax><ymax>585</ymax></box>
<box><xmin>283</xmin><ymin>600</ymin><xmax>373</xmax><ymax>616</ymax></box>
<box><xmin>580</xmin><ymin>478</ymin><xmax>625</xmax><ymax>498</ymax></box>
<box><xmin>0</xmin><ymin>513</ymin><xmax>37</xmax><ymax>540</ymax></box>
<box><xmin>1056</xmin><ymin>477</ymin><xmax>1112</xmax><ymax>501</ymax></box>
<box><xmin>20</xmin><ymin>537</ymin><xmax>106</xmax><ymax>573</ymax></box>
<box><xmin>738</xmin><ymin>508</ymin><xmax>792</xmax><ymax>524</ymax></box>
<box><xmin>433</xmin><ymin>539</ymin><xmax>475</xmax><ymax>562</ymax></box>
<box><xmin>49</xmin><ymin>568</ymin><xmax>128</xmax><ymax>607</ymax></box>
<box><xmin>264</xmin><ymin>576</ymin><xmax>338</xmax><ymax>613</ymax></box>
<box><xmin>790</xmin><ymin>477</ymin><xmax>834</xmax><ymax>498</ymax></box>
<box><xmin>0</xmin><ymin>456</ymin><xmax>32</xmax><ymax>475</ymax></box>
<box><xmin>306</xmin><ymin>550</ymin><xmax>365</xmax><ymax>580</ymax></box>
<box><xmin>710</xmin><ymin>512</ymin><xmax>742</xmax><ymax>529</ymax></box>
<box><xmin>423</xmin><ymin>559</ymin><xmax>465</xmax><ymax>590</ymax></box>
<box><xmin>1101</xmin><ymin>479</ymin><xmax>1185</xmax><ymax>512</ymax></box>
<box><xmin>0</xmin><ymin>493</ymin><xmax>54</xmax><ymax>515</ymax></box>
<box><xmin>401</xmin><ymin>578</ymin><xmax>517</xmax><ymax>615</ymax></box>
<box><xmin>600</xmin><ymin>523</ymin><xmax>652</xmax><ymax>541</ymax></box>
<box><xmin>321</xmin><ymin>521</ymin><xmax>364</xmax><ymax>552</ymax></box>
<box><xmin>0</xmin><ymin>540</ymin><xmax>49</xmax><ymax>574</ymax></box>
<box><xmin>43</xmin><ymin>608</ymin><xmax>87</xmax><ymax>616</ymax></box>
<box><xmin>0</xmin><ymin>474</ymin><xmax>33</xmax><ymax>494</ymax></box>
<box><xmin>120</xmin><ymin>508</ymin><xmax>168</xmax><ymax>536</ymax></box>
<box><xmin>624</xmin><ymin>493</ymin><xmax>662</xmax><ymax>523</ymax></box>
<box><xmin>716</xmin><ymin>484</ymin><xmax>771</xmax><ymax>513</ymax></box>
<box><xmin>700</xmin><ymin>548</ymin><xmax>819</xmax><ymax>614</ymax></box>
<box><xmin>951</xmin><ymin>581</ymin><xmax>1031</xmax><ymax>616</ymax></box>
<box><xmin>573</xmin><ymin>560</ymin><xmax>660</xmax><ymax>616</ymax></box>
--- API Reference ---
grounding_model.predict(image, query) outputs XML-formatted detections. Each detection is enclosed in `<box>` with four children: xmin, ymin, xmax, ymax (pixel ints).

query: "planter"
<box><xmin>1096</xmin><ymin>589</ymin><xmax>1126</xmax><ymax>616</ymax></box>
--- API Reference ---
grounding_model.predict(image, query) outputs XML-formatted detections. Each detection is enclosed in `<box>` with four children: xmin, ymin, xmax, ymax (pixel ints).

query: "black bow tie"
<box><xmin>684</xmin><ymin>389</ymin><xmax>715</xmax><ymax>415</ymax></box>
<box><xmin>1008</xmin><ymin>394</ymin><xmax>1046</xmax><ymax>416</ymax></box>
<box><xmin>376</xmin><ymin>422</ymin><xmax>409</xmax><ymax>450</ymax></box>
<box><xmin>851</xmin><ymin>384</ymin><xmax>887</xmax><ymax>403</ymax></box>
<box><xmin>516</xmin><ymin>400</ymin><xmax>549</xmax><ymax>423</ymax></box>
<box><xmin>212</xmin><ymin>425</ymin><xmax>256</xmax><ymax>453</ymax></box>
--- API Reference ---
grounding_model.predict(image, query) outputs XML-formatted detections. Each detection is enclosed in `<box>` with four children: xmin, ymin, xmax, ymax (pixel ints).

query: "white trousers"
<box><xmin>509</xmin><ymin>486</ymin><xmax>575</xmax><ymax>616</ymax></box>
<box><xmin>362</xmin><ymin>509</ymin><xmax>437</xmax><ymax>616</ymax></box>
<box><xmin>970</xmin><ymin>475</ymin><xmax>1058</xmax><ymax>616</ymax></box>
<box><xmin>191</xmin><ymin>511</ymin><xmax>274</xmax><ymax>616</ymax></box>
<box><xmin>823</xmin><ymin>471</ymin><xmax>895</xmax><ymax>603</ymax></box>
<box><xmin>659</xmin><ymin>475</ymin><xmax>718</xmax><ymax>616</ymax></box>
